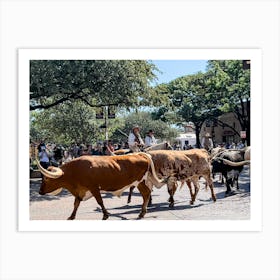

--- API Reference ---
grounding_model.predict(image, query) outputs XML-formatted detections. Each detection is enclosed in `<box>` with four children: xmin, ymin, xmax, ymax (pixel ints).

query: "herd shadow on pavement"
<box><xmin>94</xmin><ymin>201</ymin><xmax>204</xmax><ymax>220</ymax></box>
<box><xmin>30</xmin><ymin>165</ymin><xmax>250</xmax><ymax>208</ymax></box>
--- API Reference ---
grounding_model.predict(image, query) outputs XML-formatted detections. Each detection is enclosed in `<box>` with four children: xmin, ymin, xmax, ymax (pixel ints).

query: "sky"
<box><xmin>151</xmin><ymin>60</ymin><xmax>208</xmax><ymax>85</ymax></box>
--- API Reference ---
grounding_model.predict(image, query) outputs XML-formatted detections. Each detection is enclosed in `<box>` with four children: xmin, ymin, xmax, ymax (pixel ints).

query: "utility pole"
<box><xmin>104</xmin><ymin>105</ymin><xmax>108</xmax><ymax>142</ymax></box>
<box><xmin>96</xmin><ymin>105</ymin><xmax>116</xmax><ymax>143</ymax></box>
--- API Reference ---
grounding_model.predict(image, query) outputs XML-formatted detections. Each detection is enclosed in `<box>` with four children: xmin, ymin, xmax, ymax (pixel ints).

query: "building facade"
<box><xmin>200</xmin><ymin>112</ymin><xmax>245</xmax><ymax>146</ymax></box>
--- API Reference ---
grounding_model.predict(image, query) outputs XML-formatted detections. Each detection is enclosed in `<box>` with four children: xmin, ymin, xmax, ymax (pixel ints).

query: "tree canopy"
<box><xmin>30</xmin><ymin>100</ymin><xmax>102</xmax><ymax>144</ymax></box>
<box><xmin>153</xmin><ymin>60</ymin><xmax>250</xmax><ymax>146</ymax></box>
<box><xmin>206</xmin><ymin>60</ymin><xmax>250</xmax><ymax>140</ymax></box>
<box><xmin>30</xmin><ymin>60</ymin><xmax>158</xmax><ymax>111</ymax></box>
<box><xmin>29</xmin><ymin>59</ymin><xmax>250</xmax><ymax>146</ymax></box>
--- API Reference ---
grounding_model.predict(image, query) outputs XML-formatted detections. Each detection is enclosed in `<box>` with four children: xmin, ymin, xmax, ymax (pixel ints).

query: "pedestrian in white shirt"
<box><xmin>38</xmin><ymin>147</ymin><xmax>50</xmax><ymax>178</ymax></box>
<box><xmin>39</xmin><ymin>147</ymin><xmax>50</xmax><ymax>168</ymax></box>
<box><xmin>145</xmin><ymin>129</ymin><xmax>157</xmax><ymax>147</ymax></box>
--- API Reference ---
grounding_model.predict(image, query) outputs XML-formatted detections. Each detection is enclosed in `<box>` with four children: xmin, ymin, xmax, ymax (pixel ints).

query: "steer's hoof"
<box><xmin>169</xmin><ymin>202</ymin><xmax>174</xmax><ymax>208</ymax></box>
<box><xmin>67</xmin><ymin>216</ymin><xmax>75</xmax><ymax>220</ymax></box>
<box><xmin>190</xmin><ymin>200</ymin><xmax>194</xmax><ymax>205</ymax></box>
<box><xmin>102</xmin><ymin>212</ymin><xmax>110</xmax><ymax>220</ymax></box>
<box><xmin>138</xmin><ymin>211</ymin><xmax>146</xmax><ymax>219</ymax></box>
<box><xmin>225</xmin><ymin>191</ymin><xmax>235</xmax><ymax>197</ymax></box>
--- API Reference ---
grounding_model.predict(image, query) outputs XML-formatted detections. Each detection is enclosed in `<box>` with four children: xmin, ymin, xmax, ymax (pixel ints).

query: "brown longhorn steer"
<box><xmin>37</xmin><ymin>153</ymin><xmax>164</xmax><ymax>220</ymax></box>
<box><xmin>128</xmin><ymin>149</ymin><xmax>216</xmax><ymax>207</ymax></box>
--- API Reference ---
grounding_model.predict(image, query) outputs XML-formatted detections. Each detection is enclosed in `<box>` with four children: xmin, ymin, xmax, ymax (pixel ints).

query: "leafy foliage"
<box><xmin>30</xmin><ymin>100</ymin><xmax>103</xmax><ymax>144</ymax></box>
<box><xmin>159</xmin><ymin>72</ymin><xmax>219</xmax><ymax>147</ymax></box>
<box><xmin>207</xmin><ymin>60</ymin><xmax>251</xmax><ymax>143</ymax></box>
<box><xmin>154</xmin><ymin>60</ymin><xmax>251</xmax><ymax>146</ymax></box>
<box><xmin>29</xmin><ymin>59</ymin><xmax>250</xmax><ymax>146</ymax></box>
<box><xmin>30</xmin><ymin>60</ymin><xmax>158</xmax><ymax>110</ymax></box>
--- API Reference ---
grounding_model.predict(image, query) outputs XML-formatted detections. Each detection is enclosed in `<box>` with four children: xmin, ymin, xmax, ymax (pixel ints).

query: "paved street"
<box><xmin>30</xmin><ymin>166</ymin><xmax>250</xmax><ymax>220</ymax></box>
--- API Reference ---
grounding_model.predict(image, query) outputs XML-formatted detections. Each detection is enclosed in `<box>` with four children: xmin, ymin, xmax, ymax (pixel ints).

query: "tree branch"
<box><xmin>215</xmin><ymin>119</ymin><xmax>240</xmax><ymax>136</ymax></box>
<box><xmin>30</xmin><ymin>94</ymin><xmax>128</xmax><ymax>111</ymax></box>
<box><xmin>30</xmin><ymin>96</ymin><xmax>70</xmax><ymax>111</ymax></box>
<box><xmin>79</xmin><ymin>96</ymin><xmax>125</xmax><ymax>108</ymax></box>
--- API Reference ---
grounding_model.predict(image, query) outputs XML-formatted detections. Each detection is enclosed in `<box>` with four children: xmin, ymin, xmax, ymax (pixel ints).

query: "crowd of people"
<box><xmin>32</xmin><ymin>124</ymin><xmax>157</xmax><ymax>167</ymax></box>
<box><xmin>32</xmin><ymin>125</ymin><xmax>246</xmax><ymax>170</ymax></box>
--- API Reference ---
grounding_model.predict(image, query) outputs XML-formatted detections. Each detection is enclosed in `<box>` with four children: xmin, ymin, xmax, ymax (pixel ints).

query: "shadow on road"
<box><xmin>30</xmin><ymin>179</ymin><xmax>71</xmax><ymax>202</ymax></box>
<box><xmin>93</xmin><ymin>200</ymin><xmax>205</xmax><ymax>220</ymax></box>
<box><xmin>212</xmin><ymin>165</ymin><xmax>250</xmax><ymax>198</ymax></box>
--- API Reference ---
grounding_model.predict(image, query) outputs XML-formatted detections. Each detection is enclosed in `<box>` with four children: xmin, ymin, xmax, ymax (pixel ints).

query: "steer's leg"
<box><xmin>206</xmin><ymin>177</ymin><xmax>216</xmax><ymax>202</ymax></box>
<box><xmin>92</xmin><ymin>190</ymin><xmax>110</xmax><ymax>220</ymax></box>
<box><xmin>167</xmin><ymin>177</ymin><xmax>177</xmax><ymax>208</ymax></box>
<box><xmin>167</xmin><ymin>186</ymin><xmax>174</xmax><ymax>207</ymax></box>
<box><xmin>235</xmin><ymin>173</ymin><xmax>240</xmax><ymax>190</ymax></box>
<box><xmin>189</xmin><ymin>179</ymin><xmax>201</xmax><ymax>205</ymax></box>
<box><xmin>127</xmin><ymin>186</ymin><xmax>136</xmax><ymax>204</ymax></box>
<box><xmin>186</xmin><ymin>180</ymin><xmax>195</xmax><ymax>205</ymax></box>
<box><xmin>137</xmin><ymin>182</ymin><xmax>151</xmax><ymax>219</ymax></box>
<box><xmin>224</xmin><ymin>173</ymin><xmax>232</xmax><ymax>196</ymax></box>
<box><xmin>67</xmin><ymin>197</ymin><xmax>81</xmax><ymax>220</ymax></box>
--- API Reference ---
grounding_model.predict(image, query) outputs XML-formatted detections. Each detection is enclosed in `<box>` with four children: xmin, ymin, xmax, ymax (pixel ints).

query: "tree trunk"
<box><xmin>194</xmin><ymin>123</ymin><xmax>201</xmax><ymax>148</ymax></box>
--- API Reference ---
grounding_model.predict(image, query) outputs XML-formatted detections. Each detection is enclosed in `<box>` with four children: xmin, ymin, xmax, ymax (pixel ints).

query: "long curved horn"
<box><xmin>215</xmin><ymin>157</ymin><xmax>250</xmax><ymax>167</ymax></box>
<box><xmin>36</xmin><ymin>160</ymin><xmax>64</xmax><ymax>179</ymax></box>
<box><xmin>47</xmin><ymin>188</ymin><xmax>63</xmax><ymax>196</ymax></box>
<box><xmin>244</xmin><ymin>147</ymin><xmax>251</xmax><ymax>161</ymax></box>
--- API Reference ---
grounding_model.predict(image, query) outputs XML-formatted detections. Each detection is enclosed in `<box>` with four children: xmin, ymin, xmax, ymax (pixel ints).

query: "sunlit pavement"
<box><xmin>30</xmin><ymin>166</ymin><xmax>250</xmax><ymax>220</ymax></box>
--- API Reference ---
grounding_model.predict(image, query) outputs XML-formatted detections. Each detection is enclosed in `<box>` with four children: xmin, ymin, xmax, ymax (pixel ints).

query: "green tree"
<box><xmin>30</xmin><ymin>60</ymin><xmax>158</xmax><ymax>111</ymax></box>
<box><xmin>154</xmin><ymin>60</ymin><xmax>250</xmax><ymax>147</ymax></box>
<box><xmin>207</xmin><ymin>60</ymin><xmax>250</xmax><ymax>144</ymax></box>
<box><xmin>163</xmin><ymin>72</ymin><xmax>220</xmax><ymax>147</ymax></box>
<box><xmin>30</xmin><ymin>100</ymin><xmax>105</xmax><ymax>145</ymax></box>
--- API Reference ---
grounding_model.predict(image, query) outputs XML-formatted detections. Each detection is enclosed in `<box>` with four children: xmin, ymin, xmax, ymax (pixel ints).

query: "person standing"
<box><xmin>62</xmin><ymin>150</ymin><xmax>73</xmax><ymax>164</ymax></box>
<box><xmin>145</xmin><ymin>129</ymin><xmax>157</xmax><ymax>147</ymax></box>
<box><xmin>201</xmin><ymin>133</ymin><xmax>213</xmax><ymax>151</ymax></box>
<box><xmin>38</xmin><ymin>146</ymin><xmax>50</xmax><ymax>178</ymax></box>
<box><xmin>128</xmin><ymin>125</ymin><xmax>145</xmax><ymax>152</ymax></box>
<box><xmin>37</xmin><ymin>139</ymin><xmax>46</xmax><ymax>153</ymax></box>
<box><xmin>106</xmin><ymin>140</ymin><xmax>115</xmax><ymax>155</ymax></box>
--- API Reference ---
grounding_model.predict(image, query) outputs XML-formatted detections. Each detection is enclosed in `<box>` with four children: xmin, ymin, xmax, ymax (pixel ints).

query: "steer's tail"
<box><xmin>137</xmin><ymin>152</ymin><xmax>166</xmax><ymax>187</ymax></box>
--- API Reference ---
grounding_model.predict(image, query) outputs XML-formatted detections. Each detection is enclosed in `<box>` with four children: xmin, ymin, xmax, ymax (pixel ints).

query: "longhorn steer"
<box><xmin>210</xmin><ymin>147</ymin><xmax>226</xmax><ymax>183</ymax></box>
<box><xmin>211</xmin><ymin>149</ymin><xmax>250</xmax><ymax>196</ymax></box>
<box><xmin>175</xmin><ymin>149</ymin><xmax>217</xmax><ymax>205</ymax></box>
<box><xmin>128</xmin><ymin>149</ymin><xmax>216</xmax><ymax>207</ymax></box>
<box><xmin>37</xmin><ymin>153</ymin><xmax>164</xmax><ymax>220</ymax></box>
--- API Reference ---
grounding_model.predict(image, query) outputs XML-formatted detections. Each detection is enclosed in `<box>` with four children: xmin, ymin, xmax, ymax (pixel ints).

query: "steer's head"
<box><xmin>165</xmin><ymin>141</ymin><xmax>173</xmax><ymax>150</ymax></box>
<box><xmin>36</xmin><ymin>160</ymin><xmax>64</xmax><ymax>195</ymax></box>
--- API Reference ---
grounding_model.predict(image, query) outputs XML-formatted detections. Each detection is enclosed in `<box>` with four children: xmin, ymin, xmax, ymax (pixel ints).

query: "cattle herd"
<box><xmin>36</xmin><ymin>146</ymin><xmax>251</xmax><ymax>220</ymax></box>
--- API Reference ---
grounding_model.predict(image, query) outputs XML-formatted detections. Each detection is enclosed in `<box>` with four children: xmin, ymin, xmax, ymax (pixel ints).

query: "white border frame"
<box><xmin>19</xmin><ymin>48</ymin><xmax>262</xmax><ymax>232</ymax></box>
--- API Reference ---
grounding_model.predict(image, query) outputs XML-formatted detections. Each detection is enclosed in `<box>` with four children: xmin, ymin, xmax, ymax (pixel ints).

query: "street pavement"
<box><xmin>29</xmin><ymin>166</ymin><xmax>250</xmax><ymax>220</ymax></box>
